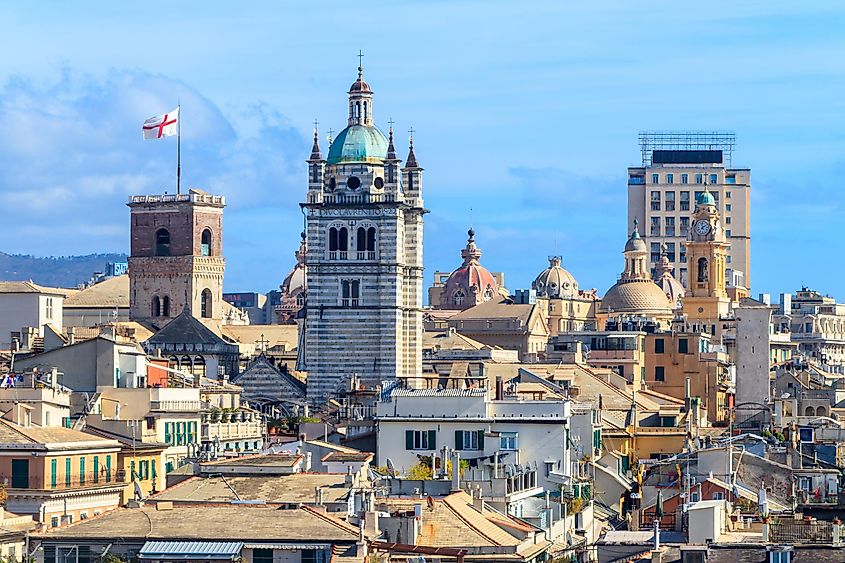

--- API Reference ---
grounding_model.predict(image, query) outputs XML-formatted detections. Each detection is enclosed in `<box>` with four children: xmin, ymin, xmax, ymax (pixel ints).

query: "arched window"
<box><xmin>453</xmin><ymin>290</ymin><xmax>465</xmax><ymax>307</ymax></box>
<box><xmin>295</xmin><ymin>292</ymin><xmax>306</xmax><ymax>307</ymax></box>
<box><xmin>155</xmin><ymin>228</ymin><xmax>171</xmax><ymax>256</ymax></box>
<box><xmin>181</xmin><ymin>356</ymin><xmax>193</xmax><ymax>373</ymax></box>
<box><xmin>363</xmin><ymin>101</ymin><xmax>368</xmax><ymax>121</ymax></box>
<box><xmin>329</xmin><ymin>228</ymin><xmax>339</xmax><ymax>251</ymax></box>
<box><xmin>162</xmin><ymin>296</ymin><xmax>170</xmax><ymax>317</ymax></box>
<box><xmin>805</xmin><ymin>406</ymin><xmax>816</xmax><ymax>416</ymax></box>
<box><xmin>201</xmin><ymin>229</ymin><xmax>212</xmax><ymax>256</ymax></box>
<box><xmin>168</xmin><ymin>355</ymin><xmax>179</xmax><ymax>370</ymax></box>
<box><xmin>817</xmin><ymin>406</ymin><xmax>828</xmax><ymax>418</ymax></box>
<box><xmin>483</xmin><ymin>287</ymin><xmax>494</xmax><ymax>301</ymax></box>
<box><xmin>151</xmin><ymin>296</ymin><xmax>161</xmax><ymax>317</ymax></box>
<box><xmin>367</xmin><ymin>227</ymin><xmax>376</xmax><ymax>251</ymax></box>
<box><xmin>357</xmin><ymin>227</ymin><xmax>367</xmax><ymax>251</ymax></box>
<box><xmin>338</xmin><ymin>227</ymin><xmax>348</xmax><ymax>251</ymax></box>
<box><xmin>697</xmin><ymin>258</ymin><xmax>709</xmax><ymax>283</ymax></box>
<box><xmin>201</xmin><ymin>289</ymin><xmax>212</xmax><ymax>318</ymax></box>
<box><xmin>193</xmin><ymin>356</ymin><xmax>206</xmax><ymax>378</ymax></box>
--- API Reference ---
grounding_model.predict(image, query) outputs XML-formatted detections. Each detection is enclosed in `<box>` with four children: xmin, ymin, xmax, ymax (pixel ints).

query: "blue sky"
<box><xmin>0</xmin><ymin>1</ymin><xmax>843</xmax><ymax>300</ymax></box>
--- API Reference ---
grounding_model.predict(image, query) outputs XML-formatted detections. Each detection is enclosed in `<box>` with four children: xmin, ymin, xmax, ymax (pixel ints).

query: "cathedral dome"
<box><xmin>441</xmin><ymin>229</ymin><xmax>500</xmax><ymax>310</ymax></box>
<box><xmin>624</xmin><ymin>222</ymin><xmax>647</xmax><ymax>253</ymax></box>
<box><xmin>533</xmin><ymin>257</ymin><xmax>579</xmax><ymax>299</ymax></box>
<box><xmin>326</xmin><ymin>125</ymin><xmax>389</xmax><ymax>165</ymax></box>
<box><xmin>600</xmin><ymin>279</ymin><xmax>674</xmax><ymax>315</ymax></box>
<box><xmin>697</xmin><ymin>189</ymin><xmax>715</xmax><ymax>206</ymax></box>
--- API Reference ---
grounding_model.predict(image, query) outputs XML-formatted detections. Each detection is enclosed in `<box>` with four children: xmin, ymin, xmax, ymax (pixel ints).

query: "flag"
<box><xmin>142</xmin><ymin>107</ymin><xmax>179</xmax><ymax>140</ymax></box>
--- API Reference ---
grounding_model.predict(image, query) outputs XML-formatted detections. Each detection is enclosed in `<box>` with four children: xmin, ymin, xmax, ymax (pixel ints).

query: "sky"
<box><xmin>0</xmin><ymin>1</ymin><xmax>844</xmax><ymax>301</ymax></box>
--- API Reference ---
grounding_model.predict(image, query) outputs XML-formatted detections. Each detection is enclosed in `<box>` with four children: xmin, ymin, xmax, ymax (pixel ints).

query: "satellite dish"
<box><xmin>386</xmin><ymin>458</ymin><xmax>396</xmax><ymax>478</ymax></box>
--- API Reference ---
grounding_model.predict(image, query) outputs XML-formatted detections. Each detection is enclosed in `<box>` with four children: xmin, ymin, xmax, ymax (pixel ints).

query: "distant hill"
<box><xmin>0</xmin><ymin>251</ymin><xmax>127</xmax><ymax>288</ymax></box>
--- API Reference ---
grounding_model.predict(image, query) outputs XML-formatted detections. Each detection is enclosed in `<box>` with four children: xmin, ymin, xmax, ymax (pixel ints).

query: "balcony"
<box><xmin>202</xmin><ymin>419</ymin><xmax>264</xmax><ymax>442</ymax></box>
<box><xmin>4</xmin><ymin>470</ymin><xmax>127</xmax><ymax>491</ymax></box>
<box><xmin>770</xmin><ymin>519</ymin><xmax>838</xmax><ymax>545</ymax></box>
<box><xmin>150</xmin><ymin>400</ymin><xmax>203</xmax><ymax>412</ymax></box>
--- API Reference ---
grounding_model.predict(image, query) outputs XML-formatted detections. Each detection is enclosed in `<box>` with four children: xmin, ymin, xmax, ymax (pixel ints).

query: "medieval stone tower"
<box><xmin>128</xmin><ymin>189</ymin><xmax>226</xmax><ymax>325</ymax></box>
<box><xmin>301</xmin><ymin>64</ymin><xmax>425</xmax><ymax>404</ymax></box>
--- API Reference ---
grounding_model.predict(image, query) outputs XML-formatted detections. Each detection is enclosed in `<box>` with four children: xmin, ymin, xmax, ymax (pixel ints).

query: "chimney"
<box><xmin>473</xmin><ymin>486</ymin><xmax>484</xmax><ymax>512</ymax></box>
<box><xmin>345</xmin><ymin>465</ymin><xmax>354</xmax><ymax>486</ymax></box>
<box><xmin>315</xmin><ymin>486</ymin><xmax>324</xmax><ymax>506</ymax></box>
<box><xmin>495</xmin><ymin>376</ymin><xmax>504</xmax><ymax>401</ymax></box>
<box><xmin>493</xmin><ymin>451</ymin><xmax>500</xmax><ymax>478</ymax></box>
<box><xmin>451</xmin><ymin>451</ymin><xmax>461</xmax><ymax>492</ymax></box>
<box><xmin>305</xmin><ymin>452</ymin><xmax>312</xmax><ymax>471</ymax></box>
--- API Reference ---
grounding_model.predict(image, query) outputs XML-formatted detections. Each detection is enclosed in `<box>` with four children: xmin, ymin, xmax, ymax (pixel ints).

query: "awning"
<box><xmin>139</xmin><ymin>541</ymin><xmax>244</xmax><ymax>560</ymax></box>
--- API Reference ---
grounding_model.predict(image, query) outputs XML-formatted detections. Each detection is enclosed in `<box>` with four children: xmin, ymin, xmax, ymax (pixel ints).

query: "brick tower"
<box><xmin>128</xmin><ymin>189</ymin><xmax>226</xmax><ymax>325</ymax></box>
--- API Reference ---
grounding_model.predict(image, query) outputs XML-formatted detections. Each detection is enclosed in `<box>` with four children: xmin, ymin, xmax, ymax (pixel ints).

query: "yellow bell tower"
<box><xmin>683</xmin><ymin>187</ymin><xmax>731</xmax><ymax>328</ymax></box>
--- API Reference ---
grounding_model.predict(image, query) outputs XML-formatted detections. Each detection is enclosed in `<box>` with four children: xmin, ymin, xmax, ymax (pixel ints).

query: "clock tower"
<box><xmin>683</xmin><ymin>187</ymin><xmax>731</xmax><ymax>328</ymax></box>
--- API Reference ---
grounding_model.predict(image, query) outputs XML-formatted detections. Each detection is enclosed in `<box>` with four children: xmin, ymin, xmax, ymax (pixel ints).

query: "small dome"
<box><xmin>624</xmin><ymin>221</ymin><xmax>647</xmax><ymax>253</ymax></box>
<box><xmin>326</xmin><ymin>125</ymin><xmax>389</xmax><ymax>164</ymax></box>
<box><xmin>441</xmin><ymin>229</ymin><xmax>500</xmax><ymax>310</ymax></box>
<box><xmin>599</xmin><ymin>280</ymin><xmax>674</xmax><ymax>315</ymax></box>
<box><xmin>653</xmin><ymin>245</ymin><xmax>685</xmax><ymax>309</ymax></box>
<box><xmin>697</xmin><ymin>190</ymin><xmax>715</xmax><ymax>206</ymax></box>
<box><xmin>349</xmin><ymin>67</ymin><xmax>372</xmax><ymax>94</ymax></box>
<box><xmin>533</xmin><ymin>257</ymin><xmax>579</xmax><ymax>299</ymax></box>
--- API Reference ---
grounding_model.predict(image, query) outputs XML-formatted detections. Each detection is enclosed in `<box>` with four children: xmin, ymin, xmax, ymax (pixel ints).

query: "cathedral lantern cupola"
<box><xmin>348</xmin><ymin>64</ymin><xmax>374</xmax><ymax>127</ymax></box>
<box><xmin>307</xmin><ymin>124</ymin><xmax>325</xmax><ymax>192</ymax></box>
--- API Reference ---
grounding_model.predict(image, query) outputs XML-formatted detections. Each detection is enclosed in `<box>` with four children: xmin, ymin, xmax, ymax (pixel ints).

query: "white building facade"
<box><xmin>375</xmin><ymin>388</ymin><xmax>572</xmax><ymax>496</ymax></box>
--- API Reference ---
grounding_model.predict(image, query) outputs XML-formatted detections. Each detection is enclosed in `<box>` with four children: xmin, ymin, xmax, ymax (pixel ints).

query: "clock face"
<box><xmin>694</xmin><ymin>220</ymin><xmax>711</xmax><ymax>236</ymax></box>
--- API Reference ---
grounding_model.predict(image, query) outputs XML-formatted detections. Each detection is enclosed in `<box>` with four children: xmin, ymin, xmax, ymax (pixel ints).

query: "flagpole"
<box><xmin>177</xmin><ymin>103</ymin><xmax>182</xmax><ymax>195</ymax></box>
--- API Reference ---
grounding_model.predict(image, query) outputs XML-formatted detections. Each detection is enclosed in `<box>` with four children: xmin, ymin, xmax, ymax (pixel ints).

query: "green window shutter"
<box><xmin>106</xmin><ymin>455</ymin><xmax>112</xmax><ymax>481</ymax></box>
<box><xmin>79</xmin><ymin>458</ymin><xmax>85</xmax><ymax>484</ymax></box>
<box><xmin>93</xmin><ymin>456</ymin><xmax>99</xmax><ymax>483</ymax></box>
<box><xmin>454</xmin><ymin>430</ymin><xmax>463</xmax><ymax>450</ymax></box>
<box><xmin>50</xmin><ymin>459</ymin><xmax>57</xmax><ymax>488</ymax></box>
<box><xmin>152</xmin><ymin>460</ymin><xmax>157</xmax><ymax>479</ymax></box>
<box><xmin>405</xmin><ymin>430</ymin><xmax>413</xmax><ymax>450</ymax></box>
<box><xmin>65</xmin><ymin>458</ymin><xmax>71</xmax><ymax>486</ymax></box>
<box><xmin>164</xmin><ymin>422</ymin><xmax>172</xmax><ymax>444</ymax></box>
<box><xmin>427</xmin><ymin>430</ymin><xmax>436</xmax><ymax>450</ymax></box>
<box><xmin>477</xmin><ymin>430</ymin><xmax>485</xmax><ymax>450</ymax></box>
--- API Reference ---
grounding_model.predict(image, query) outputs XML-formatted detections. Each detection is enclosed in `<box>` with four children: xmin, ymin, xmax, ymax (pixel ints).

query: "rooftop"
<box><xmin>0</xmin><ymin>280</ymin><xmax>67</xmax><ymax>296</ymax></box>
<box><xmin>151</xmin><ymin>473</ymin><xmax>355</xmax><ymax>505</ymax></box>
<box><xmin>36</xmin><ymin>504</ymin><xmax>360</xmax><ymax>542</ymax></box>
<box><xmin>64</xmin><ymin>274</ymin><xmax>129</xmax><ymax>308</ymax></box>
<box><xmin>0</xmin><ymin>418</ymin><xmax>120</xmax><ymax>450</ymax></box>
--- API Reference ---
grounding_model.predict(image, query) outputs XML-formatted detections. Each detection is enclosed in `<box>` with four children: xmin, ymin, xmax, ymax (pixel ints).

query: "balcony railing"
<box><xmin>4</xmin><ymin>470</ymin><xmax>127</xmax><ymax>491</ymax></box>
<box><xmin>151</xmin><ymin>400</ymin><xmax>203</xmax><ymax>411</ymax></box>
<box><xmin>770</xmin><ymin>520</ymin><xmax>834</xmax><ymax>545</ymax></box>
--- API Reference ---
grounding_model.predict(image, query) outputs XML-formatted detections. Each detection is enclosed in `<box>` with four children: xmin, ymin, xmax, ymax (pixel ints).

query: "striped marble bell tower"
<box><xmin>301</xmin><ymin>63</ymin><xmax>426</xmax><ymax>405</ymax></box>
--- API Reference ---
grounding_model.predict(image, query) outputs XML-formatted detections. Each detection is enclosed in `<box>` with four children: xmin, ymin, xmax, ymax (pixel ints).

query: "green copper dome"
<box><xmin>326</xmin><ymin>125</ymin><xmax>389</xmax><ymax>164</ymax></box>
<box><xmin>697</xmin><ymin>190</ymin><xmax>716</xmax><ymax>206</ymax></box>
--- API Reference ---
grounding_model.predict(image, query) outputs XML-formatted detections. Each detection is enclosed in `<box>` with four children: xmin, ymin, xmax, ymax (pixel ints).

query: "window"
<box><xmin>302</xmin><ymin>549</ymin><xmax>327</xmax><ymax>563</ymax></box>
<box><xmin>678</xmin><ymin>338</ymin><xmax>689</xmax><ymax>354</ymax></box>
<box><xmin>697</xmin><ymin>258</ymin><xmax>708</xmax><ymax>283</ymax></box>
<box><xmin>165</xmin><ymin>422</ymin><xmax>173</xmax><ymax>444</ymax></box>
<box><xmin>726</xmin><ymin>229</ymin><xmax>732</xmax><ymax>237</ymax></box>
<box><xmin>79</xmin><ymin>458</ymin><xmax>85</xmax><ymax>484</ymax></box>
<box><xmin>651</xmin><ymin>190</ymin><xmax>661</xmax><ymax>211</ymax></box>
<box><xmin>725</xmin><ymin>216</ymin><xmax>731</xmax><ymax>225</ymax></box>
<box><xmin>155</xmin><ymin>228</ymin><xmax>171</xmax><ymax>256</ymax></box>
<box><xmin>455</xmin><ymin>430</ymin><xmax>484</xmax><ymax>451</ymax></box>
<box><xmin>45</xmin><ymin>297</ymin><xmax>53</xmax><ymax>320</ymax></box>
<box><xmin>679</xmin><ymin>243</ymin><xmax>687</xmax><ymax>263</ymax></box>
<box><xmin>665</xmin><ymin>216</ymin><xmax>675</xmax><ymax>236</ymax></box>
<box><xmin>201</xmin><ymin>289</ymin><xmax>212</xmax><ymax>318</ymax></box>
<box><xmin>152</xmin><ymin>296</ymin><xmax>161</xmax><ymax>317</ymax></box>
<box><xmin>161</xmin><ymin>296</ymin><xmax>170</xmax><ymax>317</ymax></box>
<box><xmin>341</xmin><ymin>279</ymin><xmax>360</xmax><ymax>307</ymax></box>
<box><xmin>106</xmin><ymin>455</ymin><xmax>112</xmax><ymax>481</ymax></box>
<box><xmin>654</xmin><ymin>338</ymin><xmax>665</xmax><ymax>353</ymax></box>
<box><xmin>680</xmin><ymin>191</ymin><xmax>690</xmax><ymax>211</ymax></box>
<box><xmin>681</xmin><ymin>173</ymin><xmax>688</xmax><ymax>184</ymax></box>
<box><xmin>328</xmin><ymin>227</ymin><xmax>348</xmax><ymax>258</ymax></box>
<box><xmin>666</xmin><ymin>173</ymin><xmax>674</xmax><ymax>184</ymax></box>
<box><xmin>709</xmin><ymin>174</ymin><xmax>718</xmax><ymax>184</ymax></box>
<box><xmin>201</xmin><ymin>229</ymin><xmax>212</xmax><ymax>256</ymax></box>
<box><xmin>51</xmin><ymin>517</ymin><xmax>59</xmax><ymax>528</ymax></box>
<box><xmin>356</xmin><ymin>227</ymin><xmax>377</xmax><ymax>259</ymax></box>
<box><xmin>592</xmin><ymin>428</ymin><xmax>602</xmax><ymax>452</ymax></box>
<box><xmin>650</xmin><ymin>243</ymin><xmax>661</xmax><ymax>263</ymax></box>
<box><xmin>655</xmin><ymin>366</ymin><xmax>665</xmax><ymax>382</ymax></box>
<box><xmin>453</xmin><ymin>290</ymin><xmax>465</xmax><ymax>307</ymax></box>
<box><xmin>690</xmin><ymin>491</ymin><xmax>700</xmax><ymax>503</ymax></box>
<box><xmin>51</xmin><ymin>458</ymin><xmax>57</xmax><ymax>488</ymax></box>
<box><xmin>65</xmin><ymin>458</ymin><xmax>71</xmax><ymax>487</ymax></box>
<box><xmin>695</xmin><ymin>174</ymin><xmax>703</xmax><ymax>184</ymax></box>
<box><xmin>712</xmin><ymin>492</ymin><xmax>724</xmax><ymax>500</ymax></box>
<box><xmin>500</xmin><ymin>432</ymin><xmax>518</xmax><ymax>451</ymax></box>
<box><xmin>726</xmin><ymin>203</ymin><xmax>732</xmax><ymax>211</ymax></box>
<box><xmin>93</xmin><ymin>456</ymin><xmax>99</xmax><ymax>483</ymax></box>
<box><xmin>651</xmin><ymin>173</ymin><xmax>659</xmax><ymax>184</ymax></box>
<box><xmin>726</xmin><ymin>191</ymin><xmax>732</xmax><ymax>198</ymax></box>
<box><xmin>405</xmin><ymin>430</ymin><xmax>436</xmax><ymax>450</ymax></box>
<box><xmin>650</xmin><ymin>217</ymin><xmax>660</xmax><ymax>236</ymax></box>
<box><xmin>253</xmin><ymin>548</ymin><xmax>274</xmax><ymax>563</ymax></box>
<box><xmin>665</xmin><ymin>191</ymin><xmax>675</xmax><ymax>211</ymax></box>
<box><xmin>665</xmin><ymin>242</ymin><xmax>675</xmax><ymax>261</ymax></box>
<box><xmin>680</xmin><ymin>217</ymin><xmax>689</xmax><ymax>237</ymax></box>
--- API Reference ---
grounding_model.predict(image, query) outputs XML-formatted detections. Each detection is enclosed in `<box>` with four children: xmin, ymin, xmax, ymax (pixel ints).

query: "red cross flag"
<box><xmin>142</xmin><ymin>107</ymin><xmax>179</xmax><ymax>140</ymax></box>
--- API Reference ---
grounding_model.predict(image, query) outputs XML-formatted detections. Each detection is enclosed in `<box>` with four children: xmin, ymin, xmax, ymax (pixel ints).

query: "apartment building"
<box><xmin>627</xmin><ymin>132</ymin><xmax>751</xmax><ymax>291</ymax></box>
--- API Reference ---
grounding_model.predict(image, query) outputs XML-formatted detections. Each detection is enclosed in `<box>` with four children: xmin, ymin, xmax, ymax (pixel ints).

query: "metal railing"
<box><xmin>770</xmin><ymin>520</ymin><xmax>833</xmax><ymax>544</ymax></box>
<box><xmin>150</xmin><ymin>400</ymin><xmax>203</xmax><ymax>411</ymax></box>
<box><xmin>5</xmin><ymin>470</ymin><xmax>127</xmax><ymax>491</ymax></box>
